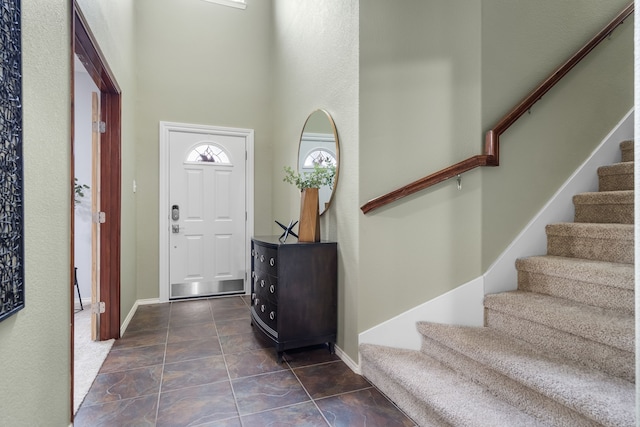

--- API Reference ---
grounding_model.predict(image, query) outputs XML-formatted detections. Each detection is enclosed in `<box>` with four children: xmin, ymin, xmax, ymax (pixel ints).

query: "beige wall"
<box><xmin>0</xmin><ymin>1</ymin><xmax>138</xmax><ymax>423</ymax></box>
<box><xmin>2</xmin><ymin>2</ymin><xmax>634</xmax><ymax>423</ymax></box>
<box><xmin>359</xmin><ymin>0</ymin><xmax>483</xmax><ymax>332</ymax></box>
<box><xmin>133</xmin><ymin>0</ymin><xmax>273</xmax><ymax>300</ymax></box>
<box><xmin>358</xmin><ymin>0</ymin><xmax>632</xmax><ymax>337</ymax></box>
<box><xmin>270</xmin><ymin>0</ymin><xmax>360</xmax><ymax>358</ymax></box>
<box><xmin>0</xmin><ymin>1</ymin><xmax>72</xmax><ymax>425</ymax></box>
<box><xmin>481</xmin><ymin>0</ymin><xmax>633</xmax><ymax>267</ymax></box>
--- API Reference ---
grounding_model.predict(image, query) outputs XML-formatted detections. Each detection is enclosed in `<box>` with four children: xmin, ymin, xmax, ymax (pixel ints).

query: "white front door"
<box><xmin>167</xmin><ymin>128</ymin><xmax>247</xmax><ymax>299</ymax></box>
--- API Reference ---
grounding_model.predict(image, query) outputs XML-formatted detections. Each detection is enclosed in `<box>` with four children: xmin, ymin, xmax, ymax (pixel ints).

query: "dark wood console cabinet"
<box><xmin>250</xmin><ymin>236</ymin><xmax>337</xmax><ymax>361</ymax></box>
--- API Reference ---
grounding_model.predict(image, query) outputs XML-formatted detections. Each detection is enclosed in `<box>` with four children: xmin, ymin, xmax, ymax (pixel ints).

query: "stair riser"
<box><xmin>485</xmin><ymin>310</ymin><xmax>634</xmax><ymax>383</ymax></box>
<box><xmin>574</xmin><ymin>203</ymin><xmax>633</xmax><ymax>224</ymax></box>
<box><xmin>419</xmin><ymin>337</ymin><xmax>600</xmax><ymax>427</ymax></box>
<box><xmin>599</xmin><ymin>174</ymin><xmax>633</xmax><ymax>192</ymax></box>
<box><xmin>360</xmin><ymin>359</ymin><xmax>449</xmax><ymax>427</ymax></box>
<box><xmin>518</xmin><ymin>271</ymin><xmax>634</xmax><ymax>314</ymax></box>
<box><xmin>546</xmin><ymin>235</ymin><xmax>633</xmax><ymax>264</ymax></box>
<box><xmin>620</xmin><ymin>142</ymin><xmax>633</xmax><ymax>162</ymax></box>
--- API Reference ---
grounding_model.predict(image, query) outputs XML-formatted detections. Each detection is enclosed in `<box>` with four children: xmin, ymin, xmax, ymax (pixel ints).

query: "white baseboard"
<box><xmin>335</xmin><ymin>344</ymin><xmax>361</xmax><ymax>375</ymax></box>
<box><xmin>121</xmin><ymin>298</ymin><xmax>362</xmax><ymax>377</ymax></box>
<box><xmin>358</xmin><ymin>277</ymin><xmax>484</xmax><ymax>352</ymax></box>
<box><xmin>356</xmin><ymin>109</ymin><xmax>633</xmax><ymax>355</ymax></box>
<box><xmin>484</xmin><ymin>109</ymin><xmax>634</xmax><ymax>294</ymax></box>
<box><xmin>120</xmin><ymin>298</ymin><xmax>160</xmax><ymax>336</ymax></box>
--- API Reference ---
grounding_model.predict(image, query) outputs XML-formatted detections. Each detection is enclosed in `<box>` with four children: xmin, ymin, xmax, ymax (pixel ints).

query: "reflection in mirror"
<box><xmin>298</xmin><ymin>110</ymin><xmax>339</xmax><ymax>215</ymax></box>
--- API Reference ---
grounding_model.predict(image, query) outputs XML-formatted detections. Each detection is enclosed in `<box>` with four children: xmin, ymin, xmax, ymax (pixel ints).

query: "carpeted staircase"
<box><xmin>360</xmin><ymin>140</ymin><xmax>635</xmax><ymax>426</ymax></box>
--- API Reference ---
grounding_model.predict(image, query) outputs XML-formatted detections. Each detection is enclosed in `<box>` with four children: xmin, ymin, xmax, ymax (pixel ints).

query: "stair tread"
<box><xmin>484</xmin><ymin>291</ymin><xmax>633</xmax><ymax>352</ymax></box>
<box><xmin>598</xmin><ymin>161</ymin><xmax>634</xmax><ymax>176</ymax></box>
<box><xmin>417</xmin><ymin>323</ymin><xmax>635</xmax><ymax>427</ymax></box>
<box><xmin>360</xmin><ymin>344</ymin><xmax>548</xmax><ymax>427</ymax></box>
<box><xmin>546</xmin><ymin>222</ymin><xmax>634</xmax><ymax>239</ymax></box>
<box><xmin>516</xmin><ymin>255</ymin><xmax>633</xmax><ymax>290</ymax></box>
<box><xmin>573</xmin><ymin>190</ymin><xmax>633</xmax><ymax>204</ymax></box>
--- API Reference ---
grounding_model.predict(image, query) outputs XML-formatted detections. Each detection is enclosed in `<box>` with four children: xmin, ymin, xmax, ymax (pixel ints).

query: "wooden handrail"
<box><xmin>361</xmin><ymin>2</ymin><xmax>633</xmax><ymax>215</ymax></box>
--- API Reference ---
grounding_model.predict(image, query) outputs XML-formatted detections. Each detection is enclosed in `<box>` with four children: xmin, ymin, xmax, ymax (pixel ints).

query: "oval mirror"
<box><xmin>298</xmin><ymin>109</ymin><xmax>339</xmax><ymax>215</ymax></box>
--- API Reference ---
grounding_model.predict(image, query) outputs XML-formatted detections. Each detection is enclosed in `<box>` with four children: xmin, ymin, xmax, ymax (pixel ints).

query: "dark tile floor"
<box><xmin>74</xmin><ymin>295</ymin><xmax>416</xmax><ymax>426</ymax></box>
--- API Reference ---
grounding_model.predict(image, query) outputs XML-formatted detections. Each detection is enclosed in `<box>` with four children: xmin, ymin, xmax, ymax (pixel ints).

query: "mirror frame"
<box><xmin>297</xmin><ymin>109</ymin><xmax>340</xmax><ymax>216</ymax></box>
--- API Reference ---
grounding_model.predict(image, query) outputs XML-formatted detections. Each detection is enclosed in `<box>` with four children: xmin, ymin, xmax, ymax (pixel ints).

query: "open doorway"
<box><xmin>71</xmin><ymin>3</ymin><xmax>122</xmax><ymax>419</ymax></box>
<box><xmin>72</xmin><ymin>54</ymin><xmax>114</xmax><ymax>415</ymax></box>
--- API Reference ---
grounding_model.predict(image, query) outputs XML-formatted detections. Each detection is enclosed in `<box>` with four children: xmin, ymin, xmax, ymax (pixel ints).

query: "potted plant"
<box><xmin>74</xmin><ymin>178</ymin><xmax>90</xmax><ymax>205</ymax></box>
<box><xmin>283</xmin><ymin>164</ymin><xmax>335</xmax><ymax>242</ymax></box>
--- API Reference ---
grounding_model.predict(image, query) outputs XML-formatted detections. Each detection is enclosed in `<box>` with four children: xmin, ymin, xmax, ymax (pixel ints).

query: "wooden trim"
<box><xmin>99</xmin><ymin>92</ymin><xmax>122</xmax><ymax>340</ymax></box>
<box><xmin>90</xmin><ymin>92</ymin><xmax>99</xmax><ymax>341</ymax></box>
<box><xmin>72</xmin><ymin>4</ymin><xmax>122</xmax><ymax>341</ymax></box>
<box><xmin>73</xmin><ymin>13</ymin><xmax>120</xmax><ymax>94</ymax></box>
<box><xmin>360</xmin><ymin>155</ymin><xmax>493</xmax><ymax>214</ymax></box>
<box><xmin>360</xmin><ymin>2</ymin><xmax>633</xmax><ymax>214</ymax></box>
<box><xmin>487</xmin><ymin>1</ymin><xmax>633</xmax><ymax>166</ymax></box>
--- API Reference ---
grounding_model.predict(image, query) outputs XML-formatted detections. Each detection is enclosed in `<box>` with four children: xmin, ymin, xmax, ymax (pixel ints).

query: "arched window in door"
<box><xmin>186</xmin><ymin>144</ymin><xmax>231</xmax><ymax>164</ymax></box>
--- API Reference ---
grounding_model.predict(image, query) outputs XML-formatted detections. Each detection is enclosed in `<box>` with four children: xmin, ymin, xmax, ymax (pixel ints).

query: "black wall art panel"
<box><xmin>0</xmin><ymin>0</ymin><xmax>23</xmax><ymax>322</ymax></box>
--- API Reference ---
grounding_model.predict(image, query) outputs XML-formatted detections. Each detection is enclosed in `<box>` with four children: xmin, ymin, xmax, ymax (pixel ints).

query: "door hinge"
<box><xmin>93</xmin><ymin>211</ymin><xmax>106</xmax><ymax>224</ymax></box>
<box><xmin>92</xmin><ymin>121</ymin><xmax>106</xmax><ymax>134</ymax></box>
<box><xmin>91</xmin><ymin>301</ymin><xmax>106</xmax><ymax>314</ymax></box>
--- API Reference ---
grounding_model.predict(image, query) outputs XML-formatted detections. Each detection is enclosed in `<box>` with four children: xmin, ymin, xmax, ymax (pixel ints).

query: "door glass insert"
<box><xmin>186</xmin><ymin>144</ymin><xmax>230</xmax><ymax>164</ymax></box>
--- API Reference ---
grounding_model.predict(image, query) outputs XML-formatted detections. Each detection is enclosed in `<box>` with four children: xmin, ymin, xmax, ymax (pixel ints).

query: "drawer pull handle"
<box><xmin>261</xmin><ymin>304</ymin><xmax>265</xmax><ymax>313</ymax></box>
<box><xmin>269</xmin><ymin>311</ymin><xmax>275</xmax><ymax>320</ymax></box>
<box><xmin>254</xmin><ymin>298</ymin><xmax>259</xmax><ymax>306</ymax></box>
<box><xmin>251</xmin><ymin>249</ymin><xmax>255</xmax><ymax>256</ymax></box>
<box><xmin>260</xmin><ymin>255</ymin><xmax>265</xmax><ymax>262</ymax></box>
<box><xmin>269</xmin><ymin>258</ymin><xmax>275</xmax><ymax>266</ymax></box>
<box><xmin>260</xmin><ymin>279</ymin><xmax>265</xmax><ymax>287</ymax></box>
<box><xmin>251</xmin><ymin>271</ymin><xmax>256</xmax><ymax>279</ymax></box>
<box><xmin>251</xmin><ymin>293</ymin><xmax>256</xmax><ymax>300</ymax></box>
<box><xmin>269</xmin><ymin>285</ymin><xmax>275</xmax><ymax>293</ymax></box>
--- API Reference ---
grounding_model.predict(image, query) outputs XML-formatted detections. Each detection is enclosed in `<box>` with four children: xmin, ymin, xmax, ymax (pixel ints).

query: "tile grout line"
<box><xmin>153</xmin><ymin>302</ymin><xmax>172</xmax><ymax>426</ymax></box>
<box><xmin>287</xmin><ymin>359</ymin><xmax>332</xmax><ymax>426</ymax></box>
<box><xmin>211</xmin><ymin>299</ymin><xmax>245</xmax><ymax>426</ymax></box>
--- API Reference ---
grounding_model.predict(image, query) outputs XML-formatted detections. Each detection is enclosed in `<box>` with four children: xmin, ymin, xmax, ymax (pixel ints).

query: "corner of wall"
<box><xmin>121</xmin><ymin>298</ymin><xmax>159</xmax><ymax>336</ymax></box>
<box><xmin>356</xmin><ymin>109</ymin><xmax>633</xmax><ymax>355</ymax></box>
<box><xmin>358</xmin><ymin>276</ymin><xmax>485</xmax><ymax>352</ymax></box>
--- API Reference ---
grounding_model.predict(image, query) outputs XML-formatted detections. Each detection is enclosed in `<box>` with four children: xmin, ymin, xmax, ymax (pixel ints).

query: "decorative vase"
<box><xmin>298</xmin><ymin>187</ymin><xmax>320</xmax><ymax>242</ymax></box>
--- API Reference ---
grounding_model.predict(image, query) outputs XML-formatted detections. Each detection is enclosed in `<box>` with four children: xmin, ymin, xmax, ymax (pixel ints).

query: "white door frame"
<box><xmin>159</xmin><ymin>121</ymin><xmax>254</xmax><ymax>303</ymax></box>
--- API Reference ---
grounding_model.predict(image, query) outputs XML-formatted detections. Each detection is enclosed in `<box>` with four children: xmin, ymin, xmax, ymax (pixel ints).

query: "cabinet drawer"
<box><xmin>250</xmin><ymin>236</ymin><xmax>337</xmax><ymax>358</ymax></box>
<box><xmin>252</xmin><ymin>244</ymin><xmax>277</xmax><ymax>276</ymax></box>
<box><xmin>251</xmin><ymin>301</ymin><xmax>277</xmax><ymax>335</ymax></box>
<box><xmin>252</xmin><ymin>271</ymin><xmax>278</xmax><ymax>303</ymax></box>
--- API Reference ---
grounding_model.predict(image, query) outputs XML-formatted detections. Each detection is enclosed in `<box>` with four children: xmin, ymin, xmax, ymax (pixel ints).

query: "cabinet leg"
<box><xmin>328</xmin><ymin>342</ymin><xmax>335</xmax><ymax>354</ymax></box>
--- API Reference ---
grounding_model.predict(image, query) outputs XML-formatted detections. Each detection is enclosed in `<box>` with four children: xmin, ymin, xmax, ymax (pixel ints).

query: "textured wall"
<box><xmin>358</xmin><ymin>0</ymin><xmax>632</xmax><ymax>335</ymax></box>
<box><xmin>0</xmin><ymin>1</ymin><xmax>72</xmax><ymax>424</ymax></box>
<box><xmin>270</xmin><ymin>0</ymin><xmax>360</xmax><ymax>359</ymax></box>
<box><xmin>359</xmin><ymin>0</ymin><xmax>483</xmax><ymax>332</ymax></box>
<box><xmin>133</xmin><ymin>0</ymin><xmax>273</xmax><ymax>300</ymax></box>
<box><xmin>481</xmin><ymin>0</ymin><xmax>633</xmax><ymax>267</ymax></box>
